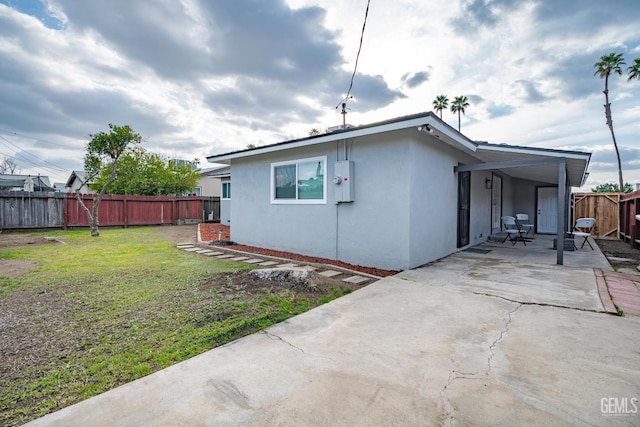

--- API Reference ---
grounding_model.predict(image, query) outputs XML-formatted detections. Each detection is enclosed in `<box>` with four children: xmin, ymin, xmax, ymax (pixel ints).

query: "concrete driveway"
<box><xmin>26</xmin><ymin>236</ymin><xmax>640</xmax><ymax>426</ymax></box>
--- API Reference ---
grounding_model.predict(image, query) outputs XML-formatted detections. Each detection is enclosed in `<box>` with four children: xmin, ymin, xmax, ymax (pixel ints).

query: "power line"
<box><xmin>0</xmin><ymin>134</ymin><xmax>71</xmax><ymax>176</ymax></box>
<box><xmin>335</xmin><ymin>0</ymin><xmax>371</xmax><ymax>127</ymax></box>
<box><xmin>0</xmin><ymin>128</ymin><xmax>77</xmax><ymax>150</ymax></box>
<box><xmin>344</xmin><ymin>0</ymin><xmax>371</xmax><ymax>102</ymax></box>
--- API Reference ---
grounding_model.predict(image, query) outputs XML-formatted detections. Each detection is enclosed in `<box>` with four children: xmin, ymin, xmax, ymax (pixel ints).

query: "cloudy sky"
<box><xmin>0</xmin><ymin>0</ymin><xmax>638</xmax><ymax>189</ymax></box>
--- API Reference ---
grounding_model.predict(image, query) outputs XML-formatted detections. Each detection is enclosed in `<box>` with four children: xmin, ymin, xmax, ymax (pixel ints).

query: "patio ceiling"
<box><xmin>472</xmin><ymin>143</ymin><xmax>590</xmax><ymax>187</ymax></box>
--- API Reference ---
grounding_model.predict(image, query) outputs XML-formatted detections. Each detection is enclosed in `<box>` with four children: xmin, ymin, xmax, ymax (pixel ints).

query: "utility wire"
<box><xmin>0</xmin><ymin>134</ymin><xmax>70</xmax><ymax>176</ymax></box>
<box><xmin>344</xmin><ymin>0</ymin><xmax>371</xmax><ymax>102</ymax></box>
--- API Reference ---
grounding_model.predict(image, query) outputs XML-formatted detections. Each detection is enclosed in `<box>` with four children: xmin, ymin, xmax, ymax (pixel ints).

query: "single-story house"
<box><xmin>197</xmin><ymin>165</ymin><xmax>230</xmax><ymax>197</ymax></box>
<box><xmin>206</xmin><ymin>112</ymin><xmax>590</xmax><ymax>270</ymax></box>
<box><xmin>65</xmin><ymin>170</ymin><xmax>94</xmax><ymax>194</ymax></box>
<box><xmin>0</xmin><ymin>174</ymin><xmax>56</xmax><ymax>192</ymax></box>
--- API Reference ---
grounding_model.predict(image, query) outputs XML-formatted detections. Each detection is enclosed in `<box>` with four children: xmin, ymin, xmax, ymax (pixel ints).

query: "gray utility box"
<box><xmin>333</xmin><ymin>160</ymin><xmax>354</xmax><ymax>203</ymax></box>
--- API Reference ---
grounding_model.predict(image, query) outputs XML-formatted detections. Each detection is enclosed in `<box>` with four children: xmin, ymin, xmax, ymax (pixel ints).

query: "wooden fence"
<box><xmin>571</xmin><ymin>192</ymin><xmax>620</xmax><ymax>238</ymax></box>
<box><xmin>0</xmin><ymin>191</ymin><xmax>219</xmax><ymax>230</ymax></box>
<box><xmin>620</xmin><ymin>190</ymin><xmax>640</xmax><ymax>247</ymax></box>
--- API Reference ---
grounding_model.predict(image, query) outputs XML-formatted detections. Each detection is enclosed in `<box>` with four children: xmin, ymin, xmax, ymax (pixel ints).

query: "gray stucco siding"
<box><xmin>328</xmin><ymin>134</ymin><xmax>412</xmax><ymax>269</ymax></box>
<box><xmin>229</xmin><ymin>135</ymin><xmax>414</xmax><ymax>269</ymax></box>
<box><xmin>407</xmin><ymin>136</ymin><xmax>490</xmax><ymax>267</ymax></box>
<box><xmin>231</xmin><ymin>147</ymin><xmax>336</xmax><ymax>259</ymax></box>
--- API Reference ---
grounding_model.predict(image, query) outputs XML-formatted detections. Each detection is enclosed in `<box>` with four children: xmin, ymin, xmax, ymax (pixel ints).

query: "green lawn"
<box><xmin>0</xmin><ymin>227</ymin><xmax>350</xmax><ymax>426</ymax></box>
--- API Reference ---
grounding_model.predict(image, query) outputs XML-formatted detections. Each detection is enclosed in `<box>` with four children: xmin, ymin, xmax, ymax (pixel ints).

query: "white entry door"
<box><xmin>537</xmin><ymin>187</ymin><xmax>558</xmax><ymax>233</ymax></box>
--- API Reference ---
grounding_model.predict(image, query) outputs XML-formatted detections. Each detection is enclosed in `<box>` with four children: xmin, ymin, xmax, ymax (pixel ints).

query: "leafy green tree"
<box><xmin>450</xmin><ymin>95</ymin><xmax>469</xmax><ymax>132</ymax></box>
<box><xmin>594</xmin><ymin>52</ymin><xmax>626</xmax><ymax>193</ymax></box>
<box><xmin>92</xmin><ymin>147</ymin><xmax>200</xmax><ymax>196</ymax></box>
<box><xmin>77</xmin><ymin>124</ymin><xmax>142</xmax><ymax>236</ymax></box>
<box><xmin>432</xmin><ymin>95</ymin><xmax>449</xmax><ymax>119</ymax></box>
<box><xmin>591</xmin><ymin>182</ymin><xmax>633</xmax><ymax>193</ymax></box>
<box><xmin>308</xmin><ymin>128</ymin><xmax>320</xmax><ymax>136</ymax></box>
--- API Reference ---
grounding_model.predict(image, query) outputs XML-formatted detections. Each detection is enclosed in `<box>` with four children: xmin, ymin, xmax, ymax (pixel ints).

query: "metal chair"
<box><xmin>570</xmin><ymin>218</ymin><xmax>596</xmax><ymax>249</ymax></box>
<box><xmin>502</xmin><ymin>216</ymin><xmax>527</xmax><ymax>246</ymax></box>
<box><xmin>515</xmin><ymin>213</ymin><xmax>534</xmax><ymax>236</ymax></box>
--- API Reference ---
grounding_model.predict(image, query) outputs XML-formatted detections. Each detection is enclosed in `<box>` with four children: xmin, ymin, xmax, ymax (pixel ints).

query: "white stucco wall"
<box><xmin>198</xmin><ymin>176</ymin><xmax>221</xmax><ymax>197</ymax></box>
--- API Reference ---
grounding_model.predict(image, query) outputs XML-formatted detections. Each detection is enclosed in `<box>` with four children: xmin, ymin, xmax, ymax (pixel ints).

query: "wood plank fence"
<box><xmin>571</xmin><ymin>192</ymin><xmax>620</xmax><ymax>238</ymax></box>
<box><xmin>0</xmin><ymin>191</ymin><xmax>219</xmax><ymax>230</ymax></box>
<box><xmin>620</xmin><ymin>190</ymin><xmax>640</xmax><ymax>247</ymax></box>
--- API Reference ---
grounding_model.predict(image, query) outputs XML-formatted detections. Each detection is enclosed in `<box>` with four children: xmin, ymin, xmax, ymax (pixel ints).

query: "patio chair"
<box><xmin>502</xmin><ymin>215</ymin><xmax>527</xmax><ymax>246</ymax></box>
<box><xmin>570</xmin><ymin>218</ymin><xmax>596</xmax><ymax>249</ymax></box>
<box><xmin>515</xmin><ymin>213</ymin><xmax>534</xmax><ymax>236</ymax></box>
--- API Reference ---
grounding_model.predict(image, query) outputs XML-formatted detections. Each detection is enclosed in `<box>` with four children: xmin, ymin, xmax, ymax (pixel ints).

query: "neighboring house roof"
<box><xmin>203</xmin><ymin>165</ymin><xmax>230</xmax><ymax>179</ymax></box>
<box><xmin>199</xmin><ymin>165</ymin><xmax>230</xmax><ymax>178</ymax></box>
<box><xmin>0</xmin><ymin>174</ymin><xmax>56</xmax><ymax>191</ymax></box>
<box><xmin>53</xmin><ymin>182</ymin><xmax>69</xmax><ymax>192</ymax></box>
<box><xmin>207</xmin><ymin>111</ymin><xmax>591</xmax><ymax>187</ymax></box>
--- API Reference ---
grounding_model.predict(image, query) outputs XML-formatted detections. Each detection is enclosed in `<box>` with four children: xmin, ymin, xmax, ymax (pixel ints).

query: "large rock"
<box><xmin>250</xmin><ymin>268</ymin><xmax>312</xmax><ymax>285</ymax></box>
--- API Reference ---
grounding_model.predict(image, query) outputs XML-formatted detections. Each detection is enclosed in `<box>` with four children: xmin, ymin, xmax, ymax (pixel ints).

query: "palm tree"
<box><xmin>628</xmin><ymin>58</ymin><xmax>640</xmax><ymax>81</ymax></box>
<box><xmin>432</xmin><ymin>95</ymin><xmax>449</xmax><ymax>119</ymax></box>
<box><xmin>450</xmin><ymin>95</ymin><xmax>469</xmax><ymax>132</ymax></box>
<box><xmin>594</xmin><ymin>52</ymin><xmax>625</xmax><ymax>192</ymax></box>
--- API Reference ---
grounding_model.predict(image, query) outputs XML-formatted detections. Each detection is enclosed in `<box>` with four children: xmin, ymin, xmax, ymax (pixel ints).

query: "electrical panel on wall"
<box><xmin>333</xmin><ymin>160</ymin><xmax>354</xmax><ymax>203</ymax></box>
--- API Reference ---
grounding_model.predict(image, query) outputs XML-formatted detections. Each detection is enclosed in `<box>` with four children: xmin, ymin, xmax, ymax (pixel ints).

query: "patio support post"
<box><xmin>556</xmin><ymin>158</ymin><xmax>567</xmax><ymax>265</ymax></box>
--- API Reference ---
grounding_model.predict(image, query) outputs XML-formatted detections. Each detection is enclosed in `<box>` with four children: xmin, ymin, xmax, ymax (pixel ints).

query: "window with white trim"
<box><xmin>271</xmin><ymin>156</ymin><xmax>326</xmax><ymax>204</ymax></box>
<box><xmin>221</xmin><ymin>182</ymin><xmax>231</xmax><ymax>199</ymax></box>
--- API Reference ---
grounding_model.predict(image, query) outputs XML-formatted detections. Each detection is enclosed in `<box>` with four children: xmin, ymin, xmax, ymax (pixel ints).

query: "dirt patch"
<box><xmin>200</xmin><ymin>270</ymin><xmax>358</xmax><ymax>300</ymax></box>
<box><xmin>0</xmin><ymin>259</ymin><xmax>38</xmax><ymax>278</ymax></box>
<box><xmin>596</xmin><ymin>238</ymin><xmax>640</xmax><ymax>270</ymax></box>
<box><xmin>0</xmin><ymin>233</ymin><xmax>57</xmax><ymax>247</ymax></box>
<box><xmin>155</xmin><ymin>224</ymin><xmax>198</xmax><ymax>244</ymax></box>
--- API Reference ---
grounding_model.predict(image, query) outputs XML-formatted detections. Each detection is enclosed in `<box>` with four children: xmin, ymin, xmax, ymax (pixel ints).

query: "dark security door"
<box><xmin>457</xmin><ymin>171</ymin><xmax>470</xmax><ymax>248</ymax></box>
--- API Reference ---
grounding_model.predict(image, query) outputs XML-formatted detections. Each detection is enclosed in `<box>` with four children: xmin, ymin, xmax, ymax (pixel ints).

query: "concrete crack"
<box><xmin>487</xmin><ymin>304</ymin><xmax>521</xmax><ymax>375</ymax></box>
<box><xmin>439</xmin><ymin>369</ymin><xmax>484</xmax><ymax>426</ymax></box>
<box><xmin>475</xmin><ymin>292</ymin><xmax>605</xmax><ymax>314</ymax></box>
<box><xmin>261</xmin><ymin>330</ymin><xmax>305</xmax><ymax>353</ymax></box>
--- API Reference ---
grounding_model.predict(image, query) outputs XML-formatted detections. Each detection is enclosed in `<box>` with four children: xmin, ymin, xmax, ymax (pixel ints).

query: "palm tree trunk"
<box><xmin>457</xmin><ymin>111</ymin><xmax>461</xmax><ymax>132</ymax></box>
<box><xmin>603</xmin><ymin>75</ymin><xmax>624</xmax><ymax>192</ymax></box>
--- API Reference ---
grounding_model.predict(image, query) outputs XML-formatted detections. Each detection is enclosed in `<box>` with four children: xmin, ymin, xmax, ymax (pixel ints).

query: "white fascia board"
<box><xmin>477</xmin><ymin>143</ymin><xmax>591</xmax><ymax>160</ymax></box>
<box><xmin>208</xmin><ymin>115</ymin><xmax>476</xmax><ymax>163</ymax></box>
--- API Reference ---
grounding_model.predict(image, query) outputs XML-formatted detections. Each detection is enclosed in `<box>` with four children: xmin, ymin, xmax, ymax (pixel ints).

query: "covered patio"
<box><xmin>478</xmin><ymin>233</ymin><xmax>610</xmax><ymax>270</ymax></box>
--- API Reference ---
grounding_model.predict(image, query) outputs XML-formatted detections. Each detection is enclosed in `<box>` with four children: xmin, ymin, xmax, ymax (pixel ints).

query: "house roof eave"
<box><xmin>206</xmin><ymin>112</ymin><xmax>478</xmax><ymax>164</ymax></box>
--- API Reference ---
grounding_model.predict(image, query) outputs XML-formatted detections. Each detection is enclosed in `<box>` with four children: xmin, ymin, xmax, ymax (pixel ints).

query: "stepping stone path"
<box><xmin>175</xmin><ymin>244</ymin><xmax>375</xmax><ymax>285</ymax></box>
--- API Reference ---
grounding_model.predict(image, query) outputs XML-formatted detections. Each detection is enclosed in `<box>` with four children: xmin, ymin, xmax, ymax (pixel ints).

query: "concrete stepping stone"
<box><xmin>183</xmin><ymin>247</ymin><xmax>201</xmax><ymax>252</ymax></box>
<box><xmin>299</xmin><ymin>265</ymin><xmax>318</xmax><ymax>271</ymax></box>
<box><xmin>177</xmin><ymin>244</ymin><xmax>194</xmax><ymax>249</ymax></box>
<box><xmin>257</xmin><ymin>261</ymin><xmax>279</xmax><ymax>266</ymax></box>
<box><xmin>342</xmin><ymin>275</ymin><xmax>369</xmax><ymax>285</ymax></box>
<box><xmin>216</xmin><ymin>254</ymin><xmax>235</xmax><ymax>259</ymax></box>
<box><xmin>319</xmin><ymin>270</ymin><xmax>342</xmax><ymax>278</ymax></box>
<box><xmin>196</xmin><ymin>249</ymin><xmax>213</xmax><ymax>254</ymax></box>
<box><xmin>230</xmin><ymin>256</ymin><xmax>250</xmax><ymax>261</ymax></box>
<box><xmin>243</xmin><ymin>258</ymin><xmax>265</xmax><ymax>264</ymax></box>
<box><xmin>276</xmin><ymin>263</ymin><xmax>299</xmax><ymax>268</ymax></box>
<box><xmin>203</xmin><ymin>251</ymin><xmax>224</xmax><ymax>256</ymax></box>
